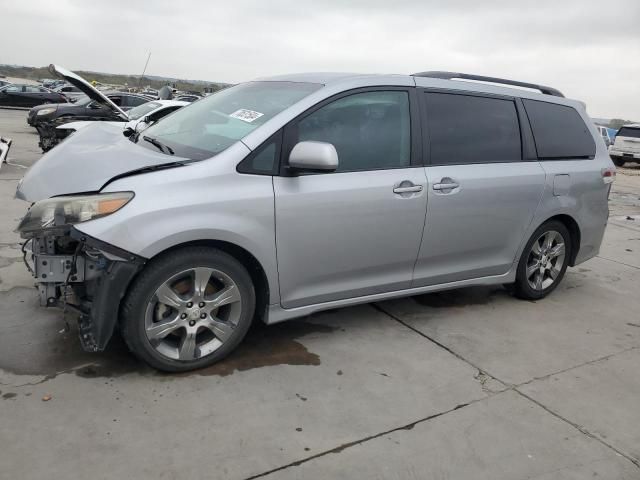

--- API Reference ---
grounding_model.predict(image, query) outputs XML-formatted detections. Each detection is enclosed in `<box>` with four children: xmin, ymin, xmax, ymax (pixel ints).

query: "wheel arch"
<box><xmin>144</xmin><ymin>239</ymin><xmax>272</xmax><ymax>324</ymax></box>
<box><xmin>541</xmin><ymin>213</ymin><xmax>581</xmax><ymax>266</ymax></box>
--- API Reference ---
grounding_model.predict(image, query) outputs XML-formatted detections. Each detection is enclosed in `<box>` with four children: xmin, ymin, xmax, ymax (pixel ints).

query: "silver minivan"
<box><xmin>16</xmin><ymin>66</ymin><xmax>615</xmax><ymax>371</ymax></box>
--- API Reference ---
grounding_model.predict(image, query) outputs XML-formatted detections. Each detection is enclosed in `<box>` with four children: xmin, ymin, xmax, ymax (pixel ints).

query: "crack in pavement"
<box><xmin>372</xmin><ymin>303</ymin><xmax>503</xmax><ymax>381</ymax></box>
<box><xmin>242</xmin><ymin>400</ymin><xmax>478</xmax><ymax>480</ymax></box>
<box><xmin>596</xmin><ymin>255</ymin><xmax>640</xmax><ymax>270</ymax></box>
<box><xmin>372</xmin><ymin>302</ymin><xmax>640</xmax><ymax>473</ymax></box>
<box><xmin>515</xmin><ymin>345</ymin><xmax>640</xmax><ymax>389</ymax></box>
<box><xmin>514</xmin><ymin>389</ymin><xmax>640</xmax><ymax>469</ymax></box>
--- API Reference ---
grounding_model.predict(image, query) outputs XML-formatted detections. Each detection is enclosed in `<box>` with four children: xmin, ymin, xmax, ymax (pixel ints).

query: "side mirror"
<box><xmin>288</xmin><ymin>141</ymin><xmax>338</xmax><ymax>172</ymax></box>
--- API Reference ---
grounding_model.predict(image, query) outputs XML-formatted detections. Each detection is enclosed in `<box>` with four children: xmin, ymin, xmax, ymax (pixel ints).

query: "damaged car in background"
<box><xmin>32</xmin><ymin>65</ymin><xmax>174</xmax><ymax>152</ymax></box>
<box><xmin>55</xmin><ymin>99</ymin><xmax>188</xmax><ymax>148</ymax></box>
<box><xmin>16</xmin><ymin>68</ymin><xmax>614</xmax><ymax>372</ymax></box>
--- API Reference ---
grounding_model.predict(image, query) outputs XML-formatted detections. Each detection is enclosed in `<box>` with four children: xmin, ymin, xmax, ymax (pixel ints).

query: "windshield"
<box><xmin>128</xmin><ymin>101</ymin><xmax>161</xmax><ymax>120</ymax></box>
<box><xmin>140</xmin><ymin>81</ymin><xmax>322</xmax><ymax>160</ymax></box>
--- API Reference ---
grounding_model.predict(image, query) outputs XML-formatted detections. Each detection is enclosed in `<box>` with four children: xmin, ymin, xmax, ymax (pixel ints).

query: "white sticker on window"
<box><xmin>229</xmin><ymin>109</ymin><xmax>264</xmax><ymax>123</ymax></box>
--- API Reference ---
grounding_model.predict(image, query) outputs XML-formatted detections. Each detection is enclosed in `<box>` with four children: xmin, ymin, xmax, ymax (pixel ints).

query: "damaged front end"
<box><xmin>35</xmin><ymin>120</ymin><xmax>75</xmax><ymax>153</ymax></box>
<box><xmin>18</xmin><ymin>192</ymin><xmax>144</xmax><ymax>352</ymax></box>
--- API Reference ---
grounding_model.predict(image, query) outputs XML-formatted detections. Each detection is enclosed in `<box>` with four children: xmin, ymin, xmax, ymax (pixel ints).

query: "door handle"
<box><xmin>432</xmin><ymin>182</ymin><xmax>459</xmax><ymax>190</ymax></box>
<box><xmin>393</xmin><ymin>185</ymin><xmax>423</xmax><ymax>194</ymax></box>
<box><xmin>432</xmin><ymin>177</ymin><xmax>460</xmax><ymax>191</ymax></box>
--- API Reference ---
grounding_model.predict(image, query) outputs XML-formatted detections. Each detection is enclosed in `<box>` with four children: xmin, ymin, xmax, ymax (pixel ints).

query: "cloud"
<box><xmin>0</xmin><ymin>0</ymin><xmax>638</xmax><ymax>118</ymax></box>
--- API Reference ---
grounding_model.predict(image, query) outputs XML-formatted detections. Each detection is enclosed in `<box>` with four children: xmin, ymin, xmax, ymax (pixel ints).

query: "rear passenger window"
<box><xmin>295</xmin><ymin>91</ymin><xmax>411</xmax><ymax>172</ymax></box>
<box><xmin>522</xmin><ymin>99</ymin><xmax>595</xmax><ymax>159</ymax></box>
<box><xmin>424</xmin><ymin>93</ymin><xmax>521</xmax><ymax>165</ymax></box>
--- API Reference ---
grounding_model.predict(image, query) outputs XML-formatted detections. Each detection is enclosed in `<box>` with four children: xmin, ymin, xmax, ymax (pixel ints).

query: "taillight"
<box><xmin>602</xmin><ymin>167</ymin><xmax>616</xmax><ymax>184</ymax></box>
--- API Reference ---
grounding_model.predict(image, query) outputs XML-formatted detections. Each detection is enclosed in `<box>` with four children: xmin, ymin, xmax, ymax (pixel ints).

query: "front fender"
<box><xmin>75</xmin><ymin>162</ymin><xmax>279</xmax><ymax>304</ymax></box>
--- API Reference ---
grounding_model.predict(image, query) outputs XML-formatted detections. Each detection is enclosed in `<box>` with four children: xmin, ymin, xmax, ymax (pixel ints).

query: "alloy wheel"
<box><xmin>525</xmin><ymin>230</ymin><xmax>566</xmax><ymax>291</ymax></box>
<box><xmin>144</xmin><ymin>267</ymin><xmax>242</xmax><ymax>361</ymax></box>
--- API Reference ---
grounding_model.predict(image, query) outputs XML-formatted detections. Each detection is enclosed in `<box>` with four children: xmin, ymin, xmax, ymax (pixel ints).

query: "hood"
<box><xmin>48</xmin><ymin>64</ymin><xmax>128</xmax><ymax>120</ymax></box>
<box><xmin>56</xmin><ymin>120</ymin><xmax>122</xmax><ymax>132</ymax></box>
<box><xmin>16</xmin><ymin>122</ymin><xmax>186</xmax><ymax>202</ymax></box>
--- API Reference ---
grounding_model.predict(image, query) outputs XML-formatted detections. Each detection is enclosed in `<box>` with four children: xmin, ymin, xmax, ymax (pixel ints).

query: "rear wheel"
<box><xmin>513</xmin><ymin>221</ymin><xmax>571</xmax><ymax>300</ymax></box>
<box><xmin>121</xmin><ymin>247</ymin><xmax>255</xmax><ymax>372</ymax></box>
<box><xmin>611</xmin><ymin>157</ymin><xmax>625</xmax><ymax>167</ymax></box>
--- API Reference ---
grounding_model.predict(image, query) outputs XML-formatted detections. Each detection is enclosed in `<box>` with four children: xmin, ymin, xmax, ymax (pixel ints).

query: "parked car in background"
<box><xmin>47</xmin><ymin>100</ymin><xmax>188</xmax><ymax>151</ymax></box>
<box><xmin>174</xmin><ymin>94</ymin><xmax>202</xmax><ymax>102</ymax></box>
<box><xmin>27</xmin><ymin>91</ymin><xmax>151</xmax><ymax>127</ymax></box>
<box><xmin>0</xmin><ymin>84</ymin><xmax>68</xmax><ymax>107</ymax></box>
<box><xmin>53</xmin><ymin>84</ymin><xmax>85</xmax><ymax>102</ymax></box>
<box><xmin>597</xmin><ymin>125</ymin><xmax>612</xmax><ymax>147</ymax></box>
<box><xmin>15</xmin><ymin>67</ymin><xmax>614</xmax><ymax>372</ymax></box>
<box><xmin>609</xmin><ymin>124</ymin><xmax>640</xmax><ymax>166</ymax></box>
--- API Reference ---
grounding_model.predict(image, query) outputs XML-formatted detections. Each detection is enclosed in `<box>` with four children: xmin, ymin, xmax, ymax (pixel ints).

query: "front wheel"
<box><xmin>513</xmin><ymin>221</ymin><xmax>571</xmax><ymax>300</ymax></box>
<box><xmin>121</xmin><ymin>247</ymin><xmax>255</xmax><ymax>372</ymax></box>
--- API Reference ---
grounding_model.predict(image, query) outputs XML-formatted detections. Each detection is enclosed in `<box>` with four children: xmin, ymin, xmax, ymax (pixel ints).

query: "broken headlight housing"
<box><xmin>17</xmin><ymin>192</ymin><xmax>134</xmax><ymax>234</ymax></box>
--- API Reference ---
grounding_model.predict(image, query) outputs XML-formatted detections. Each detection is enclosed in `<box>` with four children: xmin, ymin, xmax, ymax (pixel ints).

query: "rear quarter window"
<box><xmin>523</xmin><ymin>99</ymin><xmax>595</xmax><ymax>159</ymax></box>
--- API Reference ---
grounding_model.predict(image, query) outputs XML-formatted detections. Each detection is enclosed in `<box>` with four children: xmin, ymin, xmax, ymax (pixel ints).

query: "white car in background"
<box><xmin>609</xmin><ymin>124</ymin><xmax>640</xmax><ymax>167</ymax></box>
<box><xmin>57</xmin><ymin>99</ymin><xmax>188</xmax><ymax>137</ymax></box>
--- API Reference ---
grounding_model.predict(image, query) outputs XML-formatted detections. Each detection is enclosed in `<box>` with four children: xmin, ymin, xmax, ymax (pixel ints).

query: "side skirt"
<box><xmin>265</xmin><ymin>268</ymin><xmax>517</xmax><ymax>325</ymax></box>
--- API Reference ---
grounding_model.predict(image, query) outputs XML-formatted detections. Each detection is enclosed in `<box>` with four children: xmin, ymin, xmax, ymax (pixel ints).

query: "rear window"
<box><xmin>617</xmin><ymin>127</ymin><xmax>640</xmax><ymax>139</ymax></box>
<box><xmin>523</xmin><ymin>99</ymin><xmax>595</xmax><ymax>159</ymax></box>
<box><xmin>424</xmin><ymin>92</ymin><xmax>522</xmax><ymax>165</ymax></box>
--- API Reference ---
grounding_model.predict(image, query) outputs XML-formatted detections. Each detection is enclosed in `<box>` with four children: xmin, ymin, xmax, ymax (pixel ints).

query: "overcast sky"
<box><xmin>1</xmin><ymin>0</ymin><xmax>638</xmax><ymax>119</ymax></box>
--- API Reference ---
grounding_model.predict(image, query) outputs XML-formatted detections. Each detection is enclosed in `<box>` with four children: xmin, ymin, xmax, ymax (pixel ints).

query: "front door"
<box><xmin>274</xmin><ymin>89</ymin><xmax>428</xmax><ymax>308</ymax></box>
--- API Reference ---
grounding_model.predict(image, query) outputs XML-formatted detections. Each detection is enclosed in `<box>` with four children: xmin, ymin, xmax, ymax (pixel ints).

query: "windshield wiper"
<box><xmin>143</xmin><ymin>135</ymin><xmax>174</xmax><ymax>155</ymax></box>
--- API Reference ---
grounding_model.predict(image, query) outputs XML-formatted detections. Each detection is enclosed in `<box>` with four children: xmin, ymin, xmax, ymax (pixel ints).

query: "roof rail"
<box><xmin>412</xmin><ymin>71</ymin><xmax>564</xmax><ymax>98</ymax></box>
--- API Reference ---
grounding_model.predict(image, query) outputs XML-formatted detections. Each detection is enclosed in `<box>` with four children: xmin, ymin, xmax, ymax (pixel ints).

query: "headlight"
<box><xmin>17</xmin><ymin>192</ymin><xmax>134</xmax><ymax>234</ymax></box>
<box><xmin>36</xmin><ymin>108</ymin><xmax>57</xmax><ymax>116</ymax></box>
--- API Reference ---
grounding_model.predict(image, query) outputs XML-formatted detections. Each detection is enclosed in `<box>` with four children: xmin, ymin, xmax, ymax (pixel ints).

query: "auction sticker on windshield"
<box><xmin>229</xmin><ymin>109</ymin><xmax>264</xmax><ymax>123</ymax></box>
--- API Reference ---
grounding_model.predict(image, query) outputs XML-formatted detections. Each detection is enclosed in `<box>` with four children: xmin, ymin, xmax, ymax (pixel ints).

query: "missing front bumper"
<box><xmin>25</xmin><ymin>228</ymin><xmax>145</xmax><ymax>351</ymax></box>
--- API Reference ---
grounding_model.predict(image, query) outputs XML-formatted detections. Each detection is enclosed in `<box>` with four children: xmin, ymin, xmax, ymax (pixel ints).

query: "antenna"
<box><xmin>138</xmin><ymin>52</ymin><xmax>152</xmax><ymax>87</ymax></box>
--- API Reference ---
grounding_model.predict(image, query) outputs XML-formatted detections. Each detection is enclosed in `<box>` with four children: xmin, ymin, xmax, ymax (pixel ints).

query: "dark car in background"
<box><xmin>0</xmin><ymin>84</ymin><xmax>68</xmax><ymax>107</ymax></box>
<box><xmin>27</xmin><ymin>92</ymin><xmax>151</xmax><ymax>126</ymax></box>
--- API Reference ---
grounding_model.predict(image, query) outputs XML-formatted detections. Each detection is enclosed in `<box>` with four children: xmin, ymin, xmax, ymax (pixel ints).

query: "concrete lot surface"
<box><xmin>1</xmin><ymin>109</ymin><xmax>639</xmax><ymax>479</ymax></box>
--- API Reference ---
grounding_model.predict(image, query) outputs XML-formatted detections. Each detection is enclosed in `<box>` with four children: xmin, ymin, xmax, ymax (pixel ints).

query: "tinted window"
<box><xmin>295</xmin><ymin>91</ymin><xmax>410</xmax><ymax>172</ymax></box>
<box><xmin>123</xmin><ymin>95</ymin><xmax>149</xmax><ymax>108</ymax></box>
<box><xmin>25</xmin><ymin>86</ymin><xmax>41</xmax><ymax>93</ymax></box>
<box><xmin>149</xmin><ymin>106</ymin><xmax>181</xmax><ymax>122</ymax></box>
<box><xmin>108</xmin><ymin>96</ymin><xmax>122</xmax><ymax>106</ymax></box>
<box><xmin>523</xmin><ymin>99</ymin><xmax>595</xmax><ymax>159</ymax></box>
<box><xmin>617</xmin><ymin>127</ymin><xmax>640</xmax><ymax>139</ymax></box>
<box><xmin>424</xmin><ymin>92</ymin><xmax>521</xmax><ymax>165</ymax></box>
<box><xmin>4</xmin><ymin>86</ymin><xmax>20</xmax><ymax>92</ymax></box>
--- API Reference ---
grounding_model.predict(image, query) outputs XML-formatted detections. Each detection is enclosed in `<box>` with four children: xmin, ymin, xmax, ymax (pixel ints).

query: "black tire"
<box><xmin>513</xmin><ymin>220</ymin><xmax>572</xmax><ymax>300</ymax></box>
<box><xmin>611</xmin><ymin>157</ymin><xmax>625</xmax><ymax>167</ymax></box>
<box><xmin>121</xmin><ymin>247</ymin><xmax>255</xmax><ymax>372</ymax></box>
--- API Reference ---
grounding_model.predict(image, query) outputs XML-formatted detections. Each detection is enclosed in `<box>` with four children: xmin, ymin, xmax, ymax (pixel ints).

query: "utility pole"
<box><xmin>139</xmin><ymin>52</ymin><xmax>151</xmax><ymax>87</ymax></box>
